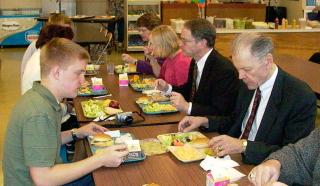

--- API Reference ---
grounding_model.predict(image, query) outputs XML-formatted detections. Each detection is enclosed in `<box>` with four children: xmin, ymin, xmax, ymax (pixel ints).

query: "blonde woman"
<box><xmin>148</xmin><ymin>25</ymin><xmax>191</xmax><ymax>86</ymax></box>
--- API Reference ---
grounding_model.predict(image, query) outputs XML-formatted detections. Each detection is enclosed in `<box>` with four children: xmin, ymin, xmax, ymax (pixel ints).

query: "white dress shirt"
<box><xmin>21</xmin><ymin>49</ymin><xmax>41</xmax><ymax>95</ymax></box>
<box><xmin>241</xmin><ymin>66</ymin><xmax>278</xmax><ymax>141</ymax></box>
<box><xmin>21</xmin><ymin>41</ymin><xmax>37</xmax><ymax>77</ymax></box>
<box><xmin>165</xmin><ymin>49</ymin><xmax>213</xmax><ymax>115</ymax></box>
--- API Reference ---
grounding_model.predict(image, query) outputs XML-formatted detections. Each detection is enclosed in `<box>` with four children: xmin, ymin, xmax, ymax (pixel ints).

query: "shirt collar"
<box><xmin>32</xmin><ymin>81</ymin><xmax>62</xmax><ymax>112</ymax></box>
<box><xmin>259</xmin><ymin>66</ymin><xmax>278</xmax><ymax>93</ymax></box>
<box><xmin>196</xmin><ymin>48</ymin><xmax>213</xmax><ymax>70</ymax></box>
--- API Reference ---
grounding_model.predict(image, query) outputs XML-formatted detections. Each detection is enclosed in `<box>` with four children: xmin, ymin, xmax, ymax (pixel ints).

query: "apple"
<box><xmin>109</xmin><ymin>100</ymin><xmax>120</xmax><ymax>109</ymax></box>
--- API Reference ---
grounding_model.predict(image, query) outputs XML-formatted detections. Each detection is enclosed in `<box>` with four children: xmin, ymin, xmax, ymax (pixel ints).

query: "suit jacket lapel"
<box><xmin>255</xmin><ymin>69</ymin><xmax>284</xmax><ymax>141</ymax></box>
<box><xmin>229</xmin><ymin>84</ymin><xmax>254</xmax><ymax>137</ymax></box>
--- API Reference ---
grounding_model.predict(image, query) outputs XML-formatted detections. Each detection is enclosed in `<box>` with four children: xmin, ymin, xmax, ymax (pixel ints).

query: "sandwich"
<box><xmin>91</xmin><ymin>133</ymin><xmax>113</xmax><ymax>147</ymax></box>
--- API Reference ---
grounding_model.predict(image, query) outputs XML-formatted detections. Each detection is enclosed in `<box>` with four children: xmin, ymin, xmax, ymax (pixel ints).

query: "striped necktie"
<box><xmin>241</xmin><ymin>88</ymin><xmax>261</xmax><ymax>140</ymax></box>
<box><xmin>190</xmin><ymin>63</ymin><xmax>198</xmax><ymax>101</ymax></box>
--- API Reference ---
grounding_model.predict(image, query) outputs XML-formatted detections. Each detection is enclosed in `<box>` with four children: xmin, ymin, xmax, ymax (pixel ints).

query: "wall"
<box><xmin>74</xmin><ymin>0</ymin><xmax>108</xmax><ymax>43</ymax></box>
<box><xmin>280</xmin><ymin>0</ymin><xmax>304</xmax><ymax>22</ymax></box>
<box><xmin>76</xmin><ymin>0</ymin><xmax>107</xmax><ymax>15</ymax></box>
<box><xmin>0</xmin><ymin>0</ymin><xmax>107</xmax><ymax>13</ymax></box>
<box><xmin>0</xmin><ymin>0</ymin><xmax>41</xmax><ymax>9</ymax></box>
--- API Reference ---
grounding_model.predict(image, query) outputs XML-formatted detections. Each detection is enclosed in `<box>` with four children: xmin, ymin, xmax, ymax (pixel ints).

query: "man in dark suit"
<box><xmin>156</xmin><ymin>19</ymin><xmax>239</xmax><ymax>116</ymax></box>
<box><xmin>178</xmin><ymin>33</ymin><xmax>317</xmax><ymax>165</ymax></box>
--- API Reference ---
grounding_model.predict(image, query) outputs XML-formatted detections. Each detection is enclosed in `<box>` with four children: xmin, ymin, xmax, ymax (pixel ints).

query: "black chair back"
<box><xmin>309</xmin><ymin>52</ymin><xmax>320</xmax><ymax>64</ymax></box>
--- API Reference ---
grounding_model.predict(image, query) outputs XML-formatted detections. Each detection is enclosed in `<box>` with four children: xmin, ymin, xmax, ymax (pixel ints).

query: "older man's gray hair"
<box><xmin>232</xmin><ymin>33</ymin><xmax>274</xmax><ymax>61</ymax></box>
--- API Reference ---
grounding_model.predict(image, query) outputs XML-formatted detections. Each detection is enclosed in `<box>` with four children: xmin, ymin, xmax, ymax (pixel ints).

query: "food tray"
<box><xmin>129</xmin><ymin>77</ymin><xmax>155</xmax><ymax>92</ymax></box>
<box><xmin>78</xmin><ymin>87</ymin><xmax>108</xmax><ymax>97</ymax></box>
<box><xmin>88</xmin><ymin>132</ymin><xmax>146</xmax><ymax>163</ymax></box>
<box><xmin>115</xmin><ymin>64</ymin><xmax>138</xmax><ymax>74</ymax></box>
<box><xmin>136</xmin><ymin>102</ymin><xmax>178</xmax><ymax>115</ymax></box>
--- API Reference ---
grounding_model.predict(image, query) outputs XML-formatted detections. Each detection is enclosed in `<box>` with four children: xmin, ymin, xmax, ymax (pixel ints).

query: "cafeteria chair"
<box><xmin>309</xmin><ymin>52</ymin><xmax>320</xmax><ymax>64</ymax></box>
<box><xmin>91</xmin><ymin>27</ymin><xmax>113</xmax><ymax>64</ymax></box>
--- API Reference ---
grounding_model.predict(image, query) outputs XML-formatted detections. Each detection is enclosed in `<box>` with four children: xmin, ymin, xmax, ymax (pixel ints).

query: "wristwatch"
<box><xmin>71</xmin><ymin>129</ymin><xmax>78</xmax><ymax>141</ymax></box>
<box><xmin>241</xmin><ymin>139</ymin><xmax>248</xmax><ymax>153</ymax></box>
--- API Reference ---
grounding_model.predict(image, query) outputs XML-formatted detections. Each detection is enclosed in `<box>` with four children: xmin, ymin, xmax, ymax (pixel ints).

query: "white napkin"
<box><xmin>91</xmin><ymin>77</ymin><xmax>103</xmax><ymax>86</ymax></box>
<box><xmin>105</xmin><ymin>130</ymin><xmax>121</xmax><ymax>138</ymax></box>
<box><xmin>200</xmin><ymin>155</ymin><xmax>239</xmax><ymax>171</ymax></box>
<box><xmin>200</xmin><ymin>155</ymin><xmax>245</xmax><ymax>182</ymax></box>
<box><xmin>210</xmin><ymin>167</ymin><xmax>246</xmax><ymax>182</ymax></box>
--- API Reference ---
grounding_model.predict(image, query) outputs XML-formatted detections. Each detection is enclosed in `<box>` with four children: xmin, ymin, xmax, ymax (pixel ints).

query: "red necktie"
<box><xmin>190</xmin><ymin>63</ymin><xmax>198</xmax><ymax>101</ymax></box>
<box><xmin>241</xmin><ymin>88</ymin><xmax>261</xmax><ymax>139</ymax></box>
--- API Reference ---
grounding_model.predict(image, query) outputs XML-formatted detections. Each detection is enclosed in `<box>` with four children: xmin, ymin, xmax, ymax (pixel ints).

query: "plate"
<box><xmin>88</xmin><ymin>132</ymin><xmax>146</xmax><ymax>163</ymax></box>
<box><xmin>81</xmin><ymin>99</ymin><xmax>122</xmax><ymax>118</ymax></box>
<box><xmin>85</xmin><ymin>70</ymin><xmax>97</xmax><ymax>76</ymax></box>
<box><xmin>140</xmin><ymin>138</ymin><xmax>167</xmax><ymax>156</ymax></box>
<box><xmin>157</xmin><ymin>131</ymin><xmax>209</xmax><ymax>149</ymax></box>
<box><xmin>168</xmin><ymin>146</ymin><xmax>206</xmax><ymax>163</ymax></box>
<box><xmin>136</xmin><ymin>102</ymin><xmax>178</xmax><ymax>115</ymax></box>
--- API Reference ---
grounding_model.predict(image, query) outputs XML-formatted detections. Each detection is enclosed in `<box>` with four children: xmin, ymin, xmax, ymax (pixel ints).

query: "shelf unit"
<box><xmin>302</xmin><ymin>0</ymin><xmax>319</xmax><ymax>19</ymax></box>
<box><xmin>124</xmin><ymin>0</ymin><xmax>161</xmax><ymax>51</ymax></box>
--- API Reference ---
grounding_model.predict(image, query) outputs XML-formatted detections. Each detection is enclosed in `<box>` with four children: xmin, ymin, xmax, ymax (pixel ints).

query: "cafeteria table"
<box><xmin>80</xmin><ymin>124</ymin><xmax>253</xmax><ymax>186</ymax></box>
<box><xmin>73</xmin><ymin>65</ymin><xmax>185</xmax><ymax>127</ymax></box>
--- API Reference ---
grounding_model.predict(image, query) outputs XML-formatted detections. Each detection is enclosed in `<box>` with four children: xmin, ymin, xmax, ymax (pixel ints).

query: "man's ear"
<box><xmin>51</xmin><ymin>65</ymin><xmax>61</xmax><ymax>80</ymax></box>
<box><xmin>265</xmin><ymin>53</ymin><xmax>273</xmax><ymax>65</ymax></box>
<box><xmin>200</xmin><ymin>38</ymin><xmax>207</xmax><ymax>48</ymax></box>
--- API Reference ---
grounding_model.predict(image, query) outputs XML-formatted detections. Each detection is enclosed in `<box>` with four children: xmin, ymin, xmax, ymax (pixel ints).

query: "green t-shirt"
<box><xmin>3</xmin><ymin>82</ymin><xmax>63</xmax><ymax>186</ymax></box>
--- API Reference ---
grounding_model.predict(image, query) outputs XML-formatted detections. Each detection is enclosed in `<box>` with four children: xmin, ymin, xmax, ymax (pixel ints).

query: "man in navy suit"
<box><xmin>156</xmin><ymin>19</ymin><xmax>240</xmax><ymax>116</ymax></box>
<box><xmin>178</xmin><ymin>33</ymin><xmax>317</xmax><ymax>165</ymax></box>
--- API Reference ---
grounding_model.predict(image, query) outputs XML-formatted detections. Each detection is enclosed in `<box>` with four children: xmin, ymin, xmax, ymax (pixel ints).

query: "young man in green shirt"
<box><xmin>3</xmin><ymin>38</ymin><xmax>129</xmax><ymax>185</ymax></box>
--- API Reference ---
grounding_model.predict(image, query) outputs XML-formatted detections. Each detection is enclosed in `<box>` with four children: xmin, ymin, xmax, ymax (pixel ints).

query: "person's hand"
<box><xmin>95</xmin><ymin>144</ymin><xmax>129</xmax><ymax>167</ymax></box>
<box><xmin>76</xmin><ymin>122</ymin><xmax>108</xmax><ymax>139</ymax></box>
<box><xmin>143</xmin><ymin>45</ymin><xmax>152</xmax><ymax>56</ymax></box>
<box><xmin>178</xmin><ymin>116</ymin><xmax>209</xmax><ymax>132</ymax></box>
<box><xmin>248</xmin><ymin>160</ymin><xmax>282</xmax><ymax>186</ymax></box>
<box><xmin>209</xmin><ymin>135</ymin><xmax>243</xmax><ymax>156</ymax></box>
<box><xmin>307</xmin><ymin>20</ymin><xmax>320</xmax><ymax>28</ymax></box>
<box><xmin>145</xmin><ymin>54</ymin><xmax>157</xmax><ymax>65</ymax></box>
<box><xmin>121</xmin><ymin>53</ymin><xmax>137</xmax><ymax>64</ymax></box>
<box><xmin>155</xmin><ymin>79</ymin><xmax>169</xmax><ymax>92</ymax></box>
<box><xmin>170</xmin><ymin>92</ymin><xmax>189</xmax><ymax>113</ymax></box>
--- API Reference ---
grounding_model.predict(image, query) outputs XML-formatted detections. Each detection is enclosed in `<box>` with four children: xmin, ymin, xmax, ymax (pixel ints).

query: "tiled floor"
<box><xmin>0</xmin><ymin>47</ymin><xmax>319</xmax><ymax>186</ymax></box>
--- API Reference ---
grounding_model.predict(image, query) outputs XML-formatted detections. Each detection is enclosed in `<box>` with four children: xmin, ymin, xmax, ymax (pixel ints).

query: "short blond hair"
<box><xmin>48</xmin><ymin>13</ymin><xmax>71</xmax><ymax>26</ymax></box>
<box><xmin>149</xmin><ymin>25</ymin><xmax>179</xmax><ymax>58</ymax></box>
<box><xmin>40</xmin><ymin>38</ymin><xmax>89</xmax><ymax>77</ymax></box>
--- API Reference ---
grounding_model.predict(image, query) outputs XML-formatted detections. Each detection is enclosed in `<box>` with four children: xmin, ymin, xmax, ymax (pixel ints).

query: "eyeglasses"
<box><xmin>137</xmin><ymin>27</ymin><xmax>149</xmax><ymax>32</ymax></box>
<box><xmin>180</xmin><ymin>38</ymin><xmax>196</xmax><ymax>44</ymax></box>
